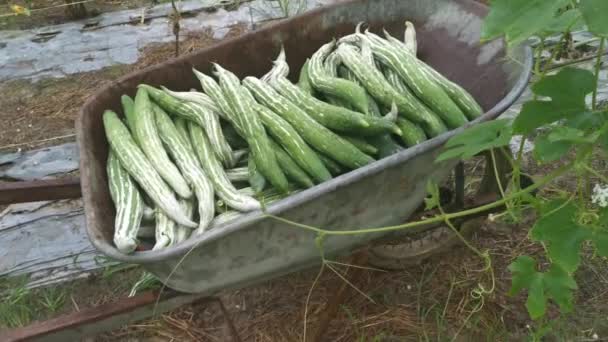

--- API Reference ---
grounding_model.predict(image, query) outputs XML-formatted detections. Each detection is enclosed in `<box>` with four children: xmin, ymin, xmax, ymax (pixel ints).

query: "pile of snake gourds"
<box><xmin>102</xmin><ymin>22</ymin><xmax>483</xmax><ymax>254</ymax></box>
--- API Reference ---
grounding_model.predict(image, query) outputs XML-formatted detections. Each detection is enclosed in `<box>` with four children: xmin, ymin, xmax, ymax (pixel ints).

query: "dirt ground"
<box><xmin>1</xmin><ymin>0</ymin><xmax>166</xmax><ymax>30</ymax></box>
<box><xmin>0</xmin><ymin>24</ymin><xmax>247</xmax><ymax>152</ymax></box>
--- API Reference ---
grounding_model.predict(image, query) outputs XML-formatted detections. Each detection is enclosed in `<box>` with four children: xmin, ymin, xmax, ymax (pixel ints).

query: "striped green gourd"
<box><xmin>336</xmin><ymin>42</ymin><xmax>447</xmax><ymax>138</ymax></box>
<box><xmin>298</xmin><ymin>59</ymin><xmax>315</xmax><ymax>95</ymax></box>
<box><xmin>308</xmin><ymin>41</ymin><xmax>369</xmax><ymax>114</ymax></box>
<box><xmin>103</xmin><ymin>110</ymin><xmax>196</xmax><ymax>228</ymax></box>
<box><xmin>340</xmin><ymin>135</ymin><xmax>378</xmax><ymax>155</ymax></box>
<box><xmin>262</xmin><ymin>46</ymin><xmax>289</xmax><ymax>82</ymax></box>
<box><xmin>271</xmin><ymin>76</ymin><xmax>401</xmax><ymax>136</ymax></box>
<box><xmin>155</xmin><ymin>108</ymin><xmax>215</xmax><ymax>233</ymax></box>
<box><xmin>361</xmin><ymin>32</ymin><xmax>469</xmax><ymax>129</ymax></box>
<box><xmin>107</xmin><ymin>150</ymin><xmax>144</xmax><ymax>254</ymax></box>
<box><xmin>269</xmin><ymin>139</ymin><xmax>315</xmax><ymax>189</ymax></box>
<box><xmin>142</xmin><ymin>205</ymin><xmax>155</xmax><ymax>222</ymax></box>
<box><xmin>152</xmin><ymin>209</ymin><xmax>174</xmax><ymax>250</ymax></box>
<box><xmin>141</xmin><ymin>85</ymin><xmax>236</xmax><ymax>168</ymax></box>
<box><xmin>317</xmin><ymin>153</ymin><xmax>343</xmax><ymax>176</ymax></box>
<box><xmin>404</xmin><ymin>21</ymin><xmax>417</xmax><ymax>56</ymax></box>
<box><xmin>243</xmin><ymin>76</ymin><xmax>375</xmax><ymax>169</ymax></box>
<box><xmin>233</xmin><ymin>148</ymin><xmax>249</xmax><ymax>165</ymax></box>
<box><xmin>153</xmin><ymin>197</ymin><xmax>194</xmax><ymax>249</ymax></box>
<box><xmin>160</xmin><ymin>87</ymin><xmax>223</xmax><ymax>118</ymax></box>
<box><xmin>121</xmin><ymin>95</ymin><xmax>137</xmax><ymax>134</ymax></box>
<box><xmin>248</xmin><ymin>158</ymin><xmax>267</xmax><ymax>193</ymax></box>
<box><xmin>382</xmin><ymin>29</ymin><xmax>482</xmax><ymax>119</ymax></box>
<box><xmin>226</xmin><ymin>167</ymin><xmax>250</xmax><ymax>182</ymax></box>
<box><xmin>253</xmin><ymin>103</ymin><xmax>331</xmax><ymax>183</ymax></box>
<box><xmin>396</xmin><ymin>118</ymin><xmax>428</xmax><ymax>147</ymax></box>
<box><xmin>210</xmin><ymin>189</ymin><xmax>301</xmax><ymax>228</ymax></box>
<box><xmin>132</xmin><ymin>88</ymin><xmax>192</xmax><ymax>198</ymax></box>
<box><xmin>214</xmin><ymin>64</ymin><xmax>289</xmax><ymax>193</ymax></box>
<box><xmin>337</xmin><ymin>64</ymin><xmax>405</xmax><ymax>158</ymax></box>
<box><xmin>193</xmin><ymin>69</ymin><xmax>240</xmax><ymax>125</ymax></box>
<box><xmin>174</xmin><ymin>198</ymin><xmax>194</xmax><ymax>243</ymax></box>
<box><xmin>188</xmin><ymin>122</ymin><xmax>262</xmax><ymax>212</ymax></box>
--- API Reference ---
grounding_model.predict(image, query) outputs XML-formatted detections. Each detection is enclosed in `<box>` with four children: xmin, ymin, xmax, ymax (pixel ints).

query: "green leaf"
<box><xmin>566</xmin><ymin>111</ymin><xmax>608</xmax><ymax>130</ymax></box>
<box><xmin>533</xmin><ymin>68</ymin><xmax>595</xmax><ymax>110</ymax></box>
<box><xmin>547</xmin><ymin>126</ymin><xmax>597</xmax><ymax>144</ymax></box>
<box><xmin>543</xmin><ymin>263</ymin><xmax>577</xmax><ymax>313</ymax></box>
<box><xmin>481</xmin><ymin>0</ymin><xmax>570</xmax><ymax>45</ymax></box>
<box><xmin>436</xmin><ymin>120</ymin><xmax>512</xmax><ymax>162</ymax></box>
<box><xmin>541</xmin><ymin>8</ymin><xmax>583</xmax><ymax>35</ymax></box>
<box><xmin>530</xmin><ymin>200</ymin><xmax>589</xmax><ymax>273</ymax></box>
<box><xmin>590</xmin><ymin>229</ymin><xmax>608</xmax><ymax>258</ymax></box>
<box><xmin>533</xmin><ymin>134</ymin><xmax>573</xmax><ymax>163</ymax></box>
<box><xmin>508</xmin><ymin>255</ymin><xmax>539</xmax><ymax>296</ymax></box>
<box><xmin>579</xmin><ymin>0</ymin><xmax>608</xmax><ymax>37</ymax></box>
<box><xmin>513</xmin><ymin>68</ymin><xmax>595</xmax><ymax>135</ymax></box>
<box><xmin>508</xmin><ymin>256</ymin><xmax>577</xmax><ymax>320</ymax></box>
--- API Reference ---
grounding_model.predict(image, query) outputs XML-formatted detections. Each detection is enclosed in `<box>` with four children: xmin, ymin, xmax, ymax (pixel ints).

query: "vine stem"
<box><xmin>592</xmin><ymin>37</ymin><xmax>606</xmax><ymax>110</ymax></box>
<box><xmin>585</xmin><ymin>165</ymin><xmax>608</xmax><ymax>184</ymax></box>
<box><xmin>266</xmin><ymin>162</ymin><xmax>573</xmax><ymax>236</ymax></box>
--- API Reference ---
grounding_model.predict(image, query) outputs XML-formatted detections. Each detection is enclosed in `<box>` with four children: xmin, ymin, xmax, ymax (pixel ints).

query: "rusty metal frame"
<box><xmin>0</xmin><ymin>178</ymin><xmax>243</xmax><ymax>341</ymax></box>
<box><xmin>0</xmin><ymin>178</ymin><xmax>81</xmax><ymax>205</ymax></box>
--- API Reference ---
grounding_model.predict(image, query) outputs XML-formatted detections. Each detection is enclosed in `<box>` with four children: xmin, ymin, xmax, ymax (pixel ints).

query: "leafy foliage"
<box><xmin>481</xmin><ymin>0</ymin><xmax>570</xmax><ymax>44</ymax></box>
<box><xmin>435</xmin><ymin>0</ymin><xmax>608</xmax><ymax>326</ymax></box>
<box><xmin>508</xmin><ymin>256</ymin><xmax>577</xmax><ymax>319</ymax></box>
<box><xmin>436</xmin><ymin>119</ymin><xmax>512</xmax><ymax>161</ymax></box>
<box><xmin>579</xmin><ymin>0</ymin><xmax>608</xmax><ymax>37</ymax></box>
<box><xmin>513</xmin><ymin>67</ymin><xmax>595</xmax><ymax>135</ymax></box>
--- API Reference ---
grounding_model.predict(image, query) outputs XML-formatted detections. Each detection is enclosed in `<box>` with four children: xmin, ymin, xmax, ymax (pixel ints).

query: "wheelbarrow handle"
<box><xmin>0</xmin><ymin>177</ymin><xmax>81</xmax><ymax>205</ymax></box>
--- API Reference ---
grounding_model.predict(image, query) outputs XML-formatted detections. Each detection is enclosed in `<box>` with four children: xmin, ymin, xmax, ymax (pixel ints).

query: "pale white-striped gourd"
<box><xmin>132</xmin><ymin>87</ymin><xmax>192</xmax><ymax>198</ymax></box>
<box><xmin>155</xmin><ymin>107</ymin><xmax>216</xmax><ymax>233</ymax></box>
<box><xmin>188</xmin><ymin>122</ymin><xmax>262</xmax><ymax>212</ymax></box>
<box><xmin>107</xmin><ymin>149</ymin><xmax>144</xmax><ymax>254</ymax></box>
<box><xmin>103</xmin><ymin>110</ymin><xmax>196</xmax><ymax>228</ymax></box>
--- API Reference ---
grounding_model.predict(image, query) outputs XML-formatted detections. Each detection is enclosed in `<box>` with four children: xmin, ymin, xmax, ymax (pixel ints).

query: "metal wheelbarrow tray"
<box><xmin>77</xmin><ymin>0</ymin><xmax>533</xmax><ymax>293</ymax></box>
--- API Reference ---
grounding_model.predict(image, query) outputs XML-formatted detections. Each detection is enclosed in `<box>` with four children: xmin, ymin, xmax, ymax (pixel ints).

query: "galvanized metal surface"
<box><xmin>77</xmin><ymin>0</ymin><xmax>533</xmax><ymax>294</ymax></box>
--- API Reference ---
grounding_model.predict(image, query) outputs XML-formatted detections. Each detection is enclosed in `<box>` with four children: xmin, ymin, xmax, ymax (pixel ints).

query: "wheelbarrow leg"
<box><xmin>476</xmin><ymin>147</ymin><xmax>513</xmax><ymax>199</ymax></box>
<box><xmin>306</xmin><ymin>251</ymin><xmax>368</xmax><ymax>342</ymax></box>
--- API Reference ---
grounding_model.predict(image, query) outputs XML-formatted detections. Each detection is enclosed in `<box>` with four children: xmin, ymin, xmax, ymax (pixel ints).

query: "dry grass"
<box><xmin>0</xmin><ymin>24</ymin><xmax>248</xmax><ymax>152</ymax></box>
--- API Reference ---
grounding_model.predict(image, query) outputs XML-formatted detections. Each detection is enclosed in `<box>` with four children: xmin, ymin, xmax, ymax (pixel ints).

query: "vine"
<box><xmin>264</xmin><ymin>0</ymin><xmax>608</xmax><ymax>332</ymax></box>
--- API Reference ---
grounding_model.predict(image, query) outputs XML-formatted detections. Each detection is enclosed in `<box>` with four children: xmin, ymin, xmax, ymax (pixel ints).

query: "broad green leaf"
<box><xmin>547</xmin><ymin>126</ymin><xmax>597</xmax><ymax>144</ymax></box>
<box><xmin>514</xmin><ymin>101</ymin><xmax>572</xmax><ymax>135</ymax></box>
<box><xmin>579</xmin><ymin>0</ymin><xmax>608</xmax><ymax>37</ymax></box>
<box><xmin>530</xmin><ymin>200</ymin><xmax>589</xmax><ymax>273</ymax></box>
<box><xmin>436</xmin><ymin>120</ymin><xmax>512</xmax><ymax>161</ymax></box>
<box><xmin>481</xmin><ymin>0</ymin><xmax>570</xmax><ymax>45</ymax></box>
<box><xmin>508</xmin><ymin>256</ymin><xmax>577</xmax><ymax>320</ymax></box>
<box><xmin>541</xmin><ymin>8</ymin><xmax>583</xmax><ymax>35</ymax></box>
<box><xmin>508</xmin><ymin>255</ymin><xmax>538</xmax><ymax>296</ymax></box>
<box><xmin>526</xmin><ymin>274</ymin><xmax>546</xmax><ymax>319</ymax></box>
<box><xmin>543</xmin><ymin>263</ymin><xmax>577</xmax><ymax>313</ymax></box>
<box><xmin>590</xmin><ymin>229</ymin><xmax>608</xmax><ymax>257</ymax></box>
<box><xmin>514</xmin><ymin>68</ymin><xmax>595</xmax><ymax>135</ymax></box>
<box><xmin>532</xmin><ymin>68</ymin><xmax>595</xmax><ymax>110</ymax></box>
<box><xmin>566</xmin><ymin>111</ymin><xmax>608</xmax><ymax>130</ymax></box>
<box><xmin>533</xmin><ymin>134</ymin><xmax>573</xmax><ymax>163</ymax></box>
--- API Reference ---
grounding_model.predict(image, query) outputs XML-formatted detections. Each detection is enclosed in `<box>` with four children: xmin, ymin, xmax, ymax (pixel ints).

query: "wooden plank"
<box><xmin>0</xmin><ymin>178</ymin><xmax>81</xmax><ymax>205</ymax></box>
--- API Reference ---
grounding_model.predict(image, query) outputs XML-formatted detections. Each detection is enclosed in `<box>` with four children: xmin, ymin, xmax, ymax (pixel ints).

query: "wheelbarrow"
<box><xmin>77</xmin><ymin>0</ymin><xmax>533</xmax><ymax>294</ymax></box>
